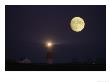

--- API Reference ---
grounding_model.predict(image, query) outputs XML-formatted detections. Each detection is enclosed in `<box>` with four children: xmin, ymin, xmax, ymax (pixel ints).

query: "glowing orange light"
<box><xmin>46</xmin><ymin>42</ymin><xmax>52</xmax><ymax>48</ymax></box>
<box><xmin>47</xmin><ymin>42</ymin><xmax>52</xmax><ymax>47</ymax></box>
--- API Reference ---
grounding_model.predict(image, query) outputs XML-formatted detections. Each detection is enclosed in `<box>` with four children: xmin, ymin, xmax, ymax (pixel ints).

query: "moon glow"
<box><xmin>70</xmin><ymin>17</ymin><xmax>85</xmax><ymax>32</ymax></box>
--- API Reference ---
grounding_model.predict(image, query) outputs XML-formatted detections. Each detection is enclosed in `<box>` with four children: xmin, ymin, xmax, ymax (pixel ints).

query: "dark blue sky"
<box><xmin>5</xmin><ymin>5</ymin><xmax>106</xmax><ymax>64</ymax></box>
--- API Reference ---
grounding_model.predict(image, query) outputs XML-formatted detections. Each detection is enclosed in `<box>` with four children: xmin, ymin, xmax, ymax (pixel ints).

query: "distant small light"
<box><xmin>47</xmin><ymin>42</ymin><xmax>52</xmax><ymax>48</ymax></box>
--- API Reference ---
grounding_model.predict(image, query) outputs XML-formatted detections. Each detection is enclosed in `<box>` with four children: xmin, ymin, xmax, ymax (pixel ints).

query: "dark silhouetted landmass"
<box><xmin>5</xmin><ymin>59</ymin><xmax>106</xmax><ymax>71</ymax></box>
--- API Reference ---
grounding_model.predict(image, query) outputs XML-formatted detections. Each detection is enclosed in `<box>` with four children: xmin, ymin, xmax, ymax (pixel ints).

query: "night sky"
<box><xmin>5</xmin><ymin>5</ymin><xmax>106</xmax><ymax>64</ymax></box>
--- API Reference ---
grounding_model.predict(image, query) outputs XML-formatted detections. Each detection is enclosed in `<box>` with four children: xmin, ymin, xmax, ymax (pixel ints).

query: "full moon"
<box><xmin>70</xmin><ymin>17</ymin><xmax>85</xmax><ymax>32</ymax></box>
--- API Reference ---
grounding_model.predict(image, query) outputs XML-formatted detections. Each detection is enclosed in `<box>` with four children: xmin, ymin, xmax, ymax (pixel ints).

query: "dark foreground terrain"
<box><xmin>5</xmin><ymin>63</ymin><xmax>106</xmax><ymax>71</ymax></box>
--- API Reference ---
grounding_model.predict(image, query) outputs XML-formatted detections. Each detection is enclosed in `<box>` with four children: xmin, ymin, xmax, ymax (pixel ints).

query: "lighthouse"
<box><xmin>46</xmin><ymin>42</ymin><xmax>53</xmax><ymax>64</ymax></box>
